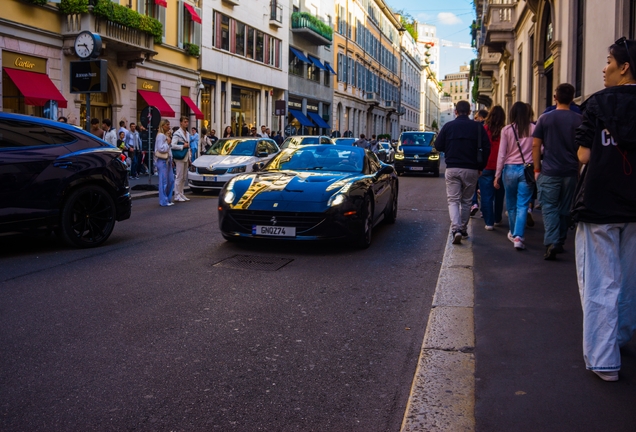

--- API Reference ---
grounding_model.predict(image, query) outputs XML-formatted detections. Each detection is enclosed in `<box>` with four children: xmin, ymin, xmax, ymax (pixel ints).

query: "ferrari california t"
<box><xmin>218</xmin><ymin>145</ymin><xmax>398</xmax><ymax>248</ymax></box>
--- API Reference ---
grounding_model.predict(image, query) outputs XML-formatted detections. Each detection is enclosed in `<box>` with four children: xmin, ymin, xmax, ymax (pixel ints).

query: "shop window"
<box><xmin>178</xmin><ymin>0</ymin><xmax>201</xmax><ymax>49</ymax></box>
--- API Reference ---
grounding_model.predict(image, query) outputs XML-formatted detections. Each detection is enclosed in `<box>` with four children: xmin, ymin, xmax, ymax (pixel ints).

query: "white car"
<box><xmin>188</xmin><ymin>137</ymin><xmax>280</xmax><ymax>193</ymax></box>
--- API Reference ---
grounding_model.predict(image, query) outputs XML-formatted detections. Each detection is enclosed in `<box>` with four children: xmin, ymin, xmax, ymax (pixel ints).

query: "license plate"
<box><xmin>203</xmin><ymin>176</ymin><xmax>217</xmax><ymax>182</ymax></box>
<box><xmin>409</xmin><ymin>166</ymin><xmax>424</xmax><ymax>171</ymax></box>
<box><xmin>253</xmin><ymin>225</ymin><xmax>296</xmax><ymax>237</ymax></box>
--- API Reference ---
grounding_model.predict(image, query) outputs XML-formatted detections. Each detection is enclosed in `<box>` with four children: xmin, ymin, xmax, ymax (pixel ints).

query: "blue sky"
<box><xmin>387</xmin><ymin>0</ymin><xmax>477</xmax><ymax>78</ymax></box>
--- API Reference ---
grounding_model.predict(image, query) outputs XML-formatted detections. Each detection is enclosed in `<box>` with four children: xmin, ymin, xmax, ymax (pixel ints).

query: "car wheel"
<box><xmin>384</xmin><ymin>183</ymin><xmax>398</xmax><ymax>224</ymax></box>
<box><xmin>190</xmin><ymin>187</ymin><xmax>205</xmax><ymax>194</ymax></box>
<box><xmin>357</xmin><ymin>195</ymin><xmax>374</xmax><ymax>249</ymax></box>
<box><xmin>59</xmin><ymin>185</ymin><xmax>116</xmax><ymax>248</ymax></box>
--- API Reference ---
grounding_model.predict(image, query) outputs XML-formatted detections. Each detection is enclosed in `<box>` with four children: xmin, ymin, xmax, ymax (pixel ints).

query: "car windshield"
<box><xmin>266</xmin><ymin>146</ymin><xmax>364</xmax><ymax>173</ymax></box>
<box><xmin>280</xmin><ymin>136</ymin><xmax>321</xmax><ymax>149</ymax></box>
<box><xmin>380</xmin><ymin>143</ymin><xmax>391</xmax><ymax>150</ymax></box>
<box><xmin>334</xmin><ymin>138</ymin><xmax>356</xmax><ymax>146</ymax></box>
<box><xmin>400</xmin><ymin>133</ymin><xmax>435</xmax><ymax>147</ymax></box>
<box><xmin>204</xmin><ymin>139</ymin><xmax>257</xmax><ymax>156</ymax></box>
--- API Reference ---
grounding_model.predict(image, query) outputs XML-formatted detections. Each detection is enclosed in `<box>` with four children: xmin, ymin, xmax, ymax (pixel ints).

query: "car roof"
<box><xmin>0</xmin><ymin>112</ymin><xmax>95</xmax><ymax>134</ymax></box>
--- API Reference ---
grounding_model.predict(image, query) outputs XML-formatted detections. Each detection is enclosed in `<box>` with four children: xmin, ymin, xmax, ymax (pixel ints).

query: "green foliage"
<box><xmin>92</xmin><ymin>0</ymin><xmax>163</xmax><ymax>43</ymax></box>
<box><xmin>26</xmin><ymin>0</ymin><xmax>49</xmax><ymax>6</ymax></box>
<box><xmin>472</xmin><ymin>74</ymin><xmax>479</xmax><ymax>103</ymax></box>
<box><xmin>184</xmin><ymin>43</ymin><xmax>200</xmax><ymax>58</ymax></box>
<box><xmin>58</xmin><ymin>0</ymin><xmax>89</xmax><ymax>14</ymax></box>
<box><xmin>394</xmin><ymin>9</ymin><xmax>418</xmax><ymax>40</ymax></box>
<box><xmin>291</xmin><ymin>11</ymin><xmax>333</xmax><ymax>41</ymax></box>
<box><xmin>377</xmin><ymin>134</ymin><xmax>392</xmax><ymax>140</ymax></box>
<box><xmin>431</xmin><ymin>120</ymin><xmax>439</xmax><ymax>130</ymax></box>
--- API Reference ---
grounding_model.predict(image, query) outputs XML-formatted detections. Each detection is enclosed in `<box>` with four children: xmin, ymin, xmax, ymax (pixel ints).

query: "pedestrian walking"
<box><xmin>125</xmin><ymin>123</ymin><xmax>142</xmax><ymax>179</ymax></box>
<box><xmin>101</xmin><ymin>119</ymin><xmax>117</xmax><ymax>147</ymax></box>
<box><xmin>532</xmin><ymin>83</ymin><xmax>582</xmax><ymax>260</ymax></box>
<box><xmin>354</xmin><ymin>134</ymin><xmax>369</xmax><ymax>149</ymax></box>
<box><xmin>470</xmin><ymin>109</ymin><xmax>488</xmax><ymax>216</ymax></box>
<box><xmin>435</xmin><ymin>100</ymin><xmax>491</xmax><ymax>244</ymax></box>
<box><xmin>572</xmin><ymin>37</ymin><xmax>636</xmax><ymax>382</ymax></box>
<box><xmin>494</xmin><ymin>101</ymin><xmax>535</xmax><ymax>250</ymax></box>
<box><xmin>190</xmin><ymin>127</ymin><xmax>199</xmax><ymax>162</ymax></box>
<box><xmin>155</xmin><ymin>119</ymin><xmax>175</xmax><ymax>207</ymax></box>
<box><xmin>478</xmin><ymin>105</ymin><xmax>506</xmax><ymax>230</ymax></box>
<box><xmin>171</xmin><ymin>116</ymin><xmax>191</xmax><ymax>202</ymax></box>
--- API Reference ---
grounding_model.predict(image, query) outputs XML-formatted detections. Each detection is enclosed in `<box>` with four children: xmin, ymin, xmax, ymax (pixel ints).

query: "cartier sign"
<box><xmin>2</xmin><ymin>51</ymin><xmax>46</xmax><ymax>74</ymax></box>
<box><xmin>137</xmin><ymin>78</ymin><xmax>160</xmax><ymax>92</ymax></box>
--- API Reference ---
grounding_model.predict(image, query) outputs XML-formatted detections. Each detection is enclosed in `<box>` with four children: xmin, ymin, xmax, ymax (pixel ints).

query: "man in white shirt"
<box><xmin>102</xmin><ymin>119</ymin><xmax>118</xmax><ymax>147</ymax></box>
<box><xmin>259</xmin><ymin>125</ymin><xmax>269</xmax><ymax>138</ymax></box>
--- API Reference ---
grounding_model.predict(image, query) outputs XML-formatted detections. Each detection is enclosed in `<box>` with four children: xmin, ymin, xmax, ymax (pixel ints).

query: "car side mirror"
<box><xmin>253</xmin><ymin>161</ymin><xmax>266</xmax><ymax>172</ymax></box>
<box><xmin>377</xmin><ymin>165</ymin><xmax>394</xmax><ymax>176</ymax></box>
<box><xmin>257</xmin><ymin>151</ymin><xmax>268</xmax><ymax>158</ymax></box>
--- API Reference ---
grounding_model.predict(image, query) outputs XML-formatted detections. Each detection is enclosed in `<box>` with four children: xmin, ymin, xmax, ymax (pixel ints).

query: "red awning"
<box><xmin>154</xmin><ymin>0</ymin><xmax>167</xmax><ymax>7</ymax></box>
<box><xmin>138</xmin><ymin>90</ymin><xmax>175</xmax><ymax>117</ymax></box>
<box><xmin>181</xmin><ymin>96</ymin><xmax>203</xmax><ymax>120</ymax></box>
<box><xmin>184</xmin><ymin>2</ymin><xmax>202</xmax><ymax>24</ymax></box>
<box><xmin>4</xmin><ymin>68</ymin><xmax>67</xmax><ymax>108</ymax></box>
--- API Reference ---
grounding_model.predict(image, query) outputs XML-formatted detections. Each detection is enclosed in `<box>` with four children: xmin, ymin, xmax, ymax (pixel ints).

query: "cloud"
<box><xmin>437</xmin><ymin>12</ymin><xmax>462</xmax><ymax>25</ymax></box>
<box><xmin>416</xmin><ymin>13</ymin><xmax>433</xmax><ymax>23</ymax></box>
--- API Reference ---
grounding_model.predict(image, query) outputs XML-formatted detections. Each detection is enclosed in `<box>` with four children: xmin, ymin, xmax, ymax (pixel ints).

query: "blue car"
<box><xmin>394</xmin><ymin>131</ymin><xmax>440</xmax><ymax>176</ymax></box>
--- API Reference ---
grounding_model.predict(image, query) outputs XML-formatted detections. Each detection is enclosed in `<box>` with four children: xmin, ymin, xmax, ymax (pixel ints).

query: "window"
<box><xmin>178</xmin><ymin>1</ymin><xmax>201</xmax><ymax>49</ymax></box>
<box><xmin>218</xmin><ymin>13</ymin><xmax>229</xmax><ymax>50</ymax></box>
<box><xmin>246</xmin><ymin>27</ymin><xmax>254</xmax><ymax>59</ymax></box>
<box><xmin>255</xmin><ymin>31</ymin><xmax>264</xmax><ymax>62</ymax></box>
<box><xmin>308</xmin><ymin>62</ymin><xmax>320</xmax><ymax>82</ymax></box>
<box><xmin>234</xmin><ymin>21</ymin><xmax>245</xmax><ymax>55</ymax></box>
<box><xmin>0</xmin><ymin>120</ymin><xmax>76</xmax><ymax>148</ymax></box>
<box><xmin>139</xmin><ymin>0</ymin><xmax>166</xmax><ymax>43</ymax></box>
<box><xmin>290</xmin><ymin>50</ymin><xmax>304</xmax><ymax>77</ymax></box>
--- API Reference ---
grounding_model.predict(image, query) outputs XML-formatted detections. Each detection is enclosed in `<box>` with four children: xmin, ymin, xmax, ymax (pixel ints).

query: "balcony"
<box><xmin>385</xmin><ymin>100</ymin><xmax>397</xmax><ymax>111</ymax></box>
<box><xmin>366</xmin><ymin>92</ymin><xmax>381</xmax><ymax>105</ymax></box>
<box><xmin>62</xmin><ymin>8</ymin><xmax>156</xmax><ymax>68</ymax></box>
<box><xmin>484</xmin><ymin>0</ymin><xmax>517</xmax><ymax>55</ymax></box>
<box><xmin>397</xmin><ymin>106</ymin><xmax>406</xmax><ymax>116</ymax></box>
<box><xmin>291</xmin><ymin>12</ymin><xmax>333</xmax><ymax>46</ymax></box>
<box><xmin>269</xmin><ymin>1</ymin><xmax>283</xmax><ymax>28</ymax></box>
<box><xmin>222</xmin><ymin>0</ymin><xmax>239</xmax><ymax>5</ymax></box>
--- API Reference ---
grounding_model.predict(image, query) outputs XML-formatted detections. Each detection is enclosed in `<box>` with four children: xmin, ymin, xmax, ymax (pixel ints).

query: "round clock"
<box><xmin>74</xmin><ymin>31</ymin><xmax>102</xmax><ymax>59</ymax></box>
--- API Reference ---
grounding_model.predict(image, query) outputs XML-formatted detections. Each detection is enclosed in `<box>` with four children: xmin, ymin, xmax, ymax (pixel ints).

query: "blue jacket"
<box><xmin>434</xmin><ymin>115</ymin><xmax>491</xmax><ymax>170</ymax></box>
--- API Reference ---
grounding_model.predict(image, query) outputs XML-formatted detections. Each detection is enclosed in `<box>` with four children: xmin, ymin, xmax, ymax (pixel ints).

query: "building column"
<box><xmin>214</xmin><ymin>80</ymin><xmax>222</xmax><ymax>134</ymax></box>
<box><xmin>225</xmin><ymin>79</ymin><xmax>232</xmax><ymax>134</ymax></box>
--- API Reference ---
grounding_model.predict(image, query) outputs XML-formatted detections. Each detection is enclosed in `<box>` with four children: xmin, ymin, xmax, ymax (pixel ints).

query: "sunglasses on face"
<box><xmin>615</xmin><ymin>37</ymin><xmax>636</xmax><ymax>71</ymax></box>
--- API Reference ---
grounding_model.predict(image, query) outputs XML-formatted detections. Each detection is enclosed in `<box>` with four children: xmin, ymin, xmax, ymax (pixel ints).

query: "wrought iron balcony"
<box><xmin>270</xmin><ymin>1</ymin><xmax>283</xmax><ymax>28</ymax></box>
<box><xmin>291</xmin><ymin>12</ymin><xmax>333</xmax><ymax>46</ymax></box>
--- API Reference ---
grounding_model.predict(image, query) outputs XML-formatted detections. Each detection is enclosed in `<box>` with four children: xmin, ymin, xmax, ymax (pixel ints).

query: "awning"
<box><xmin>181</xmin><ymin>96</ymin><xmax>204</xmax><ymax>120</ymax></box>
<box><xmin>289</xmin><ymin>109</ymin><xmax>315</xmax><ymax>127</ymax></box>
<box><xmin>154</xmin><ymin>0</ymin><xmax>167</xmax><ymax>7</ymax></box>
<box><xmin>184</xmin><ymin>3</ymin><xmax>202</xmax><ymax>24</ymax></box>
<box><xmin>324</xmin><ymin>63</ymin><xmax>337</xmax><ymax>75</ymax></box>
<box><xmin>289</xmin><ymin>47</ymin><xmax>310</xmax><ymax>64</ymax></box>
<box><xmin>308</xmin><ymin>56</ymin><xmax>327</xmax><ymax>70</ymax></box>
<box><xmin>308</xmin><ymin>112</ymin><xmax>330</xmax><ymax>129</ymax></box>
<box><xmin>138</xmin><ymin>90</ymin><xmax>175</xmax><ymax>117</ymax></box>
<box><xmin>4</xmin><ymin>68</ymin><xmax>67</xmax><ymax>108</ymax></box>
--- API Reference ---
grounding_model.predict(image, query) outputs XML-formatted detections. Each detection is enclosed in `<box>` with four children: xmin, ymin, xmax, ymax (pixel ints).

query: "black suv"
<box><xmin>0</xmin><ymin>113</ymin><xmax>131</xmax><ymax>247</ymax></box>
<box><xmin>394</xmin><ymin>131</ymin><xmax>440</xmax><ymax>176</ymax></box>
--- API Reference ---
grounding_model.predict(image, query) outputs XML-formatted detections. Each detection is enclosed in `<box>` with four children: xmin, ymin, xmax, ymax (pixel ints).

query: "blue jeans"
<box><xmin>576</xmin><ymin>222</ymin><xmax>636</xmax><ymax>371</ymax></box>
<box><xmin>130</xmin><ymin>151</ymin><xmax>141</xmax><ymax>177</ymax></box>
<box><xmin>156</xmin><ymin>158</ymin><xmax>175</xmax><ymax>206</ymax></box>
<box><xmin>478</xmin><ymin>169</ymin><xmax>505</xmax><ymax>226</ymax></box>
<box><xmin>537</xmin><ymin>174</ymin><xmax>577</xmax><ymax>247</ymax></box>
<box><xmin>502</xmin><ymin>164</ymin><xmax>533</xmax><ymax>238</ymax></box>
<box><xmin>191</xmin><ymin>146</ymin><xmax>198</xmax><ymax>162</ymax></box>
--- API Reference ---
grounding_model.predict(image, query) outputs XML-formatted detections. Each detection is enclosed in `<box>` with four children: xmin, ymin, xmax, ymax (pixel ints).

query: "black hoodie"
<box><xmin>572</xmin><ymin>85</ymin><xmax>636</xmax><ymax>223</ymax></box>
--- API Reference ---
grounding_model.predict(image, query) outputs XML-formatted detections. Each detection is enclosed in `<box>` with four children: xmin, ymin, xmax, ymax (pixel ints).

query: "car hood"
<box><xmin>400</xmin><ymin>145</ymin><xmax>437</xmax><ymax>156</ymax></box>
<box><xmin>193</xmin><ymin>154</ymin><xmax>258</xmax><ymax>168</ymax></box>
<box><xmin>225</xmin><ymin>171</ymin><xmax>361</xmax><ymax>211</ymax></box>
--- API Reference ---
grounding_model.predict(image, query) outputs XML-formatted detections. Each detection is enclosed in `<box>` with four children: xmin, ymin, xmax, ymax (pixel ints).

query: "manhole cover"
<box><xmin>213</xmin><ymin>254</ymin><xmax>293</xmax><ymax>271</ymax></box>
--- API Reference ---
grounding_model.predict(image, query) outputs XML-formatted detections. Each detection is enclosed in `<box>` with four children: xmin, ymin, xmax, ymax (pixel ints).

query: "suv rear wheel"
<box><xmin>59</xmin><ymin>185</ymin><xmax>116</xmax><ymax>248</ymax></box>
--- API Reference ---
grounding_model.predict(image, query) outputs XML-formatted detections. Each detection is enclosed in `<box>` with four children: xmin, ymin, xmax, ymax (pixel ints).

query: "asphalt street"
<box><xmin>0</xmin><ymin>174</ymin><xmax>449</xmax><ymax>431</ymax></box>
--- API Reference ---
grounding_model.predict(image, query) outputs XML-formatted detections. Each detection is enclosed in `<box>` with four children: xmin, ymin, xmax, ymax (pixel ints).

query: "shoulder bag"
<box><xmin>511</xmin><ymin>125</ymin><xmax>536</xmax><ymax>186</ymax></box>
<box><xmin>171</xmin><ymin>129</ymin><xmax>189</xmax><ymax>160</ymax></box>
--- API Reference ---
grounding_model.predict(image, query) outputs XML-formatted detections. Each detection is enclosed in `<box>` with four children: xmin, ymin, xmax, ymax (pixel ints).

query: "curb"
<box><xmin>401</xmin><ymin>222</ymin><xmax>475</xmax><ymax>431</ymax></box>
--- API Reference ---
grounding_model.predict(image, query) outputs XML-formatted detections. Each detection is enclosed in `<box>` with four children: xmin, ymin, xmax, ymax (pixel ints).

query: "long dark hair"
<box><xmin>509</xmin><ymin>101</ymin><xmax>531</xmax><ymax>138</ymax></box>
<box><xmin>610</xmin><ymin>38</ymin><xmax>636</xmax><ymax>80</ymax></box>
<box><xmin>484</xmin><ymin>105</ymin><xmax>505</xmax><ymax>140</ymax></box>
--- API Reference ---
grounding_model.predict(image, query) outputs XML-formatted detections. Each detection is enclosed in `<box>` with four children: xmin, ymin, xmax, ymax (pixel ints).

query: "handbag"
<box><xmin>511</xmin><ymin>125</ymin><xmax>535</xmax><ymax>186</ymax></box>
<box><xmin>156</xmin><ymin>150</ymin><xmax>169</xmax><ymax>160</ymax></box>
<box><xmin>171</xmin><ymin>129</ymin><xmax>189</xmax><ymax>160</ymax></box>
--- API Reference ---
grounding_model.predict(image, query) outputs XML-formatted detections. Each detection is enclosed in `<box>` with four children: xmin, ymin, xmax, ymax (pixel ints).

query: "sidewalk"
<box><xmin>127</xmin><ymin>174</ymin><xmax>187</xmax><ymax>200</ymax></box>
<box><xmin>471</xmin><ymin>209</ymin><xmax>636</xmax><ymax>431</ymax></box>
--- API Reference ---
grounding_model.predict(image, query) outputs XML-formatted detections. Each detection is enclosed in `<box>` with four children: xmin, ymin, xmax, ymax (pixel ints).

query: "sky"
<box><xmin>387</xmin><ymin>0</ymin><xmax>477</xmax><ymax>79</ymax></box>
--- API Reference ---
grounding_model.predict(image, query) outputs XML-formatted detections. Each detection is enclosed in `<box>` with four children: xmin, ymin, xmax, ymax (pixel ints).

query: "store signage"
<box><xmin>231</xmin><ymin>100</ymin><xmax>241</xmax><ymax>108</ymax></box>
<box><xmin>288</xmin><ymin>101</ymin><xmax>302</xmax><ymax>109</ymax></box>
<box><xmin>70</xmin><ymin>60</ymin><xmax>107</xmax><ymax>94</ymax></box>
<box><xmin>137</xmin><ymin>78</ymin><xmax>160</xmax><ymax>92</ymax></box>
<box><xmin>2</xmin><ymin>51</ymin><xmax>46</xmax><ymax>74</ymax></box>
<box><xmin>275</xmin><ymin>100</ymin><xmax>286</xmax><ymax>116</ymax></box>
<box><xmin>306</xmin><ymin>104</ymin><xmax>319</xmax><ymax>112</ymax></box>
<box><xmin>544</xmin><ymin>55</ymin><xmax>554</xmax><ymax>70</ymax></box>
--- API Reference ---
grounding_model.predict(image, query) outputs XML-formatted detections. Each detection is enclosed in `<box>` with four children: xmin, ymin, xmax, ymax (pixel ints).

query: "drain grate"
<box><xmin>213</xmin><ymin>254</ymin><xmax>293</xmax><ymax>271</ymax></box>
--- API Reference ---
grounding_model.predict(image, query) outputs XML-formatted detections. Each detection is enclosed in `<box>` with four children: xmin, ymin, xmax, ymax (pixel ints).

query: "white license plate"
<box><xmin>253</xmin><ymin>225</ymin><xmax>296</xmax><ymax>237</ymax></box>
<box><xmin>203</xmin><ymin>176</ymin><xmax>217</xmax><ymax>182</ymax></box>
<box><xmin>409</xmin><ymin>166</ymin><xmax>424</xmax><ymax>171</ymax></box>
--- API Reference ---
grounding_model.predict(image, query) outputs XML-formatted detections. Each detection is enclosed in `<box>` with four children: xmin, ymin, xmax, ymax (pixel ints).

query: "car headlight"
<box><xmin>328</xmin><ymin>194</ymin><xmax>346</xmax><ymax>207</ymax></box>
<box><xmin>223</xmin><ymin>190</ymin><xmax>235</xmax><ymax>204</ymax></box>
<box><xmin>394</xmin><ymin>153</ymin><xmax>404</xmax><ymax>160</ymax></box>
<box><xmin>428</xmin><ymin>154</ymin><xmax>440</xmax><ymax>160</ymax></box>
<box><xmin>188</xmin><ymin>165</ymin><xmax>197</xmax><ymax>173</ymax></box>
<box><xmin>227</xmin><ymin>165</ymin><xmax>247</xmax><ymax>174</ymax></box>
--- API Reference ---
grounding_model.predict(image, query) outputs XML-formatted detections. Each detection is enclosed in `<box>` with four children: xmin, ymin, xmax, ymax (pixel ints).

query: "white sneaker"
<box><xmin>592</xmin><ymin>370</ymin><xmax>619</xmax><ymax>382</ymax></box>
<box><xmin>183</xmin><ymin>196</ymin><xmax>191</xmax><ymax>201</ymax></box>
<box><xmin>507</xmin><ymin>232</ymin><xmax>515</xmax><ymax>242</ymax></box>
<box><xmin>485</xmin><ymin>225</ymin><xmax>494</xmax><ymax>231</ymax></box>
<box><xmin>514</xmin><ymin>237</ymin><xmax>525</xmax><ymax>250</ymax></box>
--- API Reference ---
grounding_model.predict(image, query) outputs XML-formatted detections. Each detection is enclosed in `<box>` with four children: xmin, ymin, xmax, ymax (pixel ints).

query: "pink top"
<box><xmin>495</xmin><ymin>123</ymin><xmax>536</xmax><ymax>178</ymax></box>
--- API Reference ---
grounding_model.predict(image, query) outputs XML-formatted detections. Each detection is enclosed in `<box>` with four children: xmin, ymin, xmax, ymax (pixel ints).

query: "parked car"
<box><xmin>377</xmin><ymin>142</ymin><xmax>395</xmax><ymax>163</ymax></box>
<box><xmin>188</xmin><ymin>137</ymin><xmax>280</xmax><ymax>193</ymax></box>
<box><xmin>0</xmin><ymin>113</ymin><xmax>131</xmax><ymax>247</ymax></box>
<box><xmin>218</xmin><ymin>145</ymin><xmax>398</xmax><ymax>248</ymax></box>
<box><xmin>279</xmin><ymin>135</ymin><xmax>334</xmax><ymax>149</ymax></box>
<box><xmin>394</xmin><ymin>131</ymin><xmax>440</xmax><ymax>176</ymax></box>
<box><xmin>333</xmin><ymin>137</ymin><xmax>357</xmax><ymax>146</ymax></box>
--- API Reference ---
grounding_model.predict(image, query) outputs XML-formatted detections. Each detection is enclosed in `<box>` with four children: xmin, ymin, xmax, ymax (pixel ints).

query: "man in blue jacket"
<box><xmin>435</xmin><ymin>100</ymin><xmax>491</xmax><ymax>244</ymax></box>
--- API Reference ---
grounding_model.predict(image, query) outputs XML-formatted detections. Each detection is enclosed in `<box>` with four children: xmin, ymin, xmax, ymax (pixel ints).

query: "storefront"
<box><xmin>136</xmin><ymin>78</ymin><xmax>175</xmax><ymax>123</ymax></box>
<box><xmin>286</xmin><ymin>99</ymin><xmax>331</xmax><ymax>136</ymax></box>
<box><xmin>2</xmin><ymin>51</ymin><xmax>67</xmax><ymax>119</ymax></box>
<box><xmin>230</xmin><ymin>86</ymin><xmax>256</xmax><ymax>136</ymax></box>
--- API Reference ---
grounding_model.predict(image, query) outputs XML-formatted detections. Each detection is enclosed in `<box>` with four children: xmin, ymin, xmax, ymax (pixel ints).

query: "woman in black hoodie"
<box><xmin>573</xmin><ymin>38</ymin><xmax>636</xmax><ymax>382</ymax></box>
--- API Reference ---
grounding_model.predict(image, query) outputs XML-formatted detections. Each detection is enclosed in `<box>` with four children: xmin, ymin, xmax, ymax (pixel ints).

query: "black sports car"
<box><xmin>0</xmin><ymin>113</ymin><xmax>131</xmax><ymax>248</ymax></box>
<box><xmin>218</xmin><ymin>145</ymin><xmax>398</xmax><ymax>248</ymax></box>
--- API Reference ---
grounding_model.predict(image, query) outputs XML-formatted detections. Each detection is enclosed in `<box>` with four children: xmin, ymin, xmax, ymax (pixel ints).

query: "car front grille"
<box><xmin>228</xmin><ymin>210</ymin><xmax>326</xmax><ymax>233</ymax></box>
<box><xmin>191</xmin><ymin>180</ymin><xmax>226</xmax><ymax>187</ymax></box>
<box><xmin>198</xmin><ymin>167</ymin><xmax>228</xmax><ymax>175</ymax></box>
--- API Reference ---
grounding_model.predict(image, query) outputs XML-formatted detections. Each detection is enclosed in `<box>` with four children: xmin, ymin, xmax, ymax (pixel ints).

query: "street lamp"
<box><xmin>195</xmin><ymin>77</ymin><xmax>205</xmax><ymax>158</ymax></box>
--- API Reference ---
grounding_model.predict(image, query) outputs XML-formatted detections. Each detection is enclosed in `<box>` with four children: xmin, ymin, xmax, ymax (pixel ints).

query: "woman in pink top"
<box><xmin>494</xmin><ymin>102</ymin><xmax>536</xmax><ymax>250</ymax></box>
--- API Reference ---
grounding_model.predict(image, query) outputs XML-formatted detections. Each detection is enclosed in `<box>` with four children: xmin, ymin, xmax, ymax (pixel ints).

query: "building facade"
<box><xmin>1</xmin><ymin>0</ymin><xmax>201</xmax><ymax>131</ymax></box>
<box><xmin>442</xmin><ymin>64</ymin><xmax>471</xmax><ymax>104</ymax></box>
<box><xmin>474</xmin><ymin>0</ymin><xmax>636</xmax><ymax>115</ymax></box>
<box><xmin>421</xmin><ymin>64</ymin><xmax>441</xmax><ymax>131</ymax></box>
<box><xmin>332</xmin><ymin>0</ymin><xmax>402</xmax><ymax>139</ymax></box>
<box><xmin>399</xmin><ymin>29</ymin><xmax>422</xmax><ymax>132</ymax></box>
